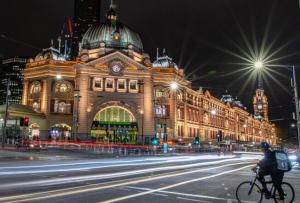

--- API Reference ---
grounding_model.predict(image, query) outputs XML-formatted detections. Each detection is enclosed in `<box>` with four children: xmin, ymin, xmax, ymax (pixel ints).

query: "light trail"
<box><xmin>0</xmin><ymin>155</ymin><xmax>236</xmax><ymax>175</ymax></box>
<box><xmin>101</xmin><ymin>164</ymin><xmax>254</xmax><ymax>203</ymax></box>
<box><xmin>0</xmin><ymin>157</ymin><xmax>254</xmax><ymax>188</ymax></box>
<box><xmin>0</xmin><ymin>162</ymin><xmax>253</xmax><ymax>203</ymax></box>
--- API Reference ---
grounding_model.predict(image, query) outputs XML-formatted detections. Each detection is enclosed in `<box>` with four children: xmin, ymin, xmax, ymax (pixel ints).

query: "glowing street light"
<box><xmin>56</xmin><ymin>74</ymin><xmax>62</xmax><ymax>80</ymax></box>
<box><xmin>254</xmin><ymin>60</ymin><xmax>263</xmax><ymax>69</ymax></box>
<box><xmin>170</xmin><ymin>82</ymin><xmax>179</xmax><ymax>91</ymax></box>
<box><xmin>211</xmin><ymin>109</ymin><xmax>217</xmax><ymax>115</ymax></box>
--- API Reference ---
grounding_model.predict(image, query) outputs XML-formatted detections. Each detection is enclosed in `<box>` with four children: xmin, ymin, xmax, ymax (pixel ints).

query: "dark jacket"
<box><xmin>258</xmin><ymin>149</ymin><xmax>277</xmax><ymax>170</ymax></box>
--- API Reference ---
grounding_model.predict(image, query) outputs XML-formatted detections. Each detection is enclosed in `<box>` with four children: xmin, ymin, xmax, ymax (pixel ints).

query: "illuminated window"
<box><xmin>105</xmin><ymin>78</ymin><xmax>115</xmax><ymax>91</ymax></box>
<box><xmin>94</xmin><ymin>78</ymin><xmax>103</xmax><ymax>90</ymax></box>
<box><xmin>55</xmin><ymin>81</ymin><xmax>72</xmax><ymax>93</ymax></box>
<box><xmin>117</xmin><ymin>79</ymin><xmax>126</xmax><ymax>91</ymax></box>
<box><xmin>94</xmin><ymin>106</ymin><xmax>136</xmax><ymax>122</ymax></box>
<box><xmin>30</xmin><ymin>82</ymin><xmax>41</xmax><ymax>94</ymax></box>
<box><xmin>129</xmin><ymin>80</ymin><xmax>138</xmax><ymax>92</ymax></box>
<box><xmin>155</xmin><ymin>105</ymin><xmax>167</xmax><ymax>117</ymax></box>
<box><xmin>32</xmin><ymin>101</ymin><xmax>40</xmax><ymax>111</ymax></box>
<box><xmin>155</xmin><ymin>89</ymin><xmax>163</xmax><ymax>98</ymax></box>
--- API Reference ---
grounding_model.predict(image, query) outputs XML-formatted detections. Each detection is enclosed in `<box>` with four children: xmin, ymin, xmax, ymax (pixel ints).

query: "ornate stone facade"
<box><xmin>21</xmin><ymin>4</ymin><xmax>277</xmax><ymax>146</ymax></box>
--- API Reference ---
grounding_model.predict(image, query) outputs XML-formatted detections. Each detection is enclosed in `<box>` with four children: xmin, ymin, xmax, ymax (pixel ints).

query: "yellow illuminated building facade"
<box><xmin>21</xmin><ymin>5</ymin><xmax>277</xmax><ymax>146</ymax></box>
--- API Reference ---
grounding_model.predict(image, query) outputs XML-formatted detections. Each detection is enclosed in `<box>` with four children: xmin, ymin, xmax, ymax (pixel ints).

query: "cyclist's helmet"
<box><xmin>260</xmin><ymin>141</ymin><xmax>270</xmax><ymax>149</ymax></box>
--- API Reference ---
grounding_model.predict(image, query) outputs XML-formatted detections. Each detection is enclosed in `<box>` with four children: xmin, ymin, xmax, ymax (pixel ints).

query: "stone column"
<box><xmin>77</xmin><ymin>73</ymin><xmax>89</xmax><ymax>138</ymax></box>
<box><xmin>143</xmin><ymin>77</ymin><xmax>155</xmax><ymax>137</ymax></box>
<box><xmin>41</xmin><ymin>78</ymin><xmax>51</xmax><ymax>114</ymax></box>
<box><xmin>22</xmin><ymin>80</ymin><xmax>29</xmax><ymax>105</ymax></box>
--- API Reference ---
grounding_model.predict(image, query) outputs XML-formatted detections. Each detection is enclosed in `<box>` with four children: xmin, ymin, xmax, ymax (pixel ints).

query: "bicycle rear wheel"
<box><xmin>274</xmin><ymin>182</ymin><xmax>295</xmax><ymax>203</ymax></box>
<box><xmin>236</xmin><ymin>181</ymin><xmax>263</xmax><ymax>203</ymax></box>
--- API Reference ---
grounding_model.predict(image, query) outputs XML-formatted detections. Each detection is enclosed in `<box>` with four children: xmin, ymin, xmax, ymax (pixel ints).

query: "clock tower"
<box><xmin>253</xmin><ymin>88</ymin><xmax>268</xmax><ymax>121</ymax></box>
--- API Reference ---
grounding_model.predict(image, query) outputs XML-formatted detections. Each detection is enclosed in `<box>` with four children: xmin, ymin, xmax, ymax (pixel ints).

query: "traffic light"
<box><xmin>20</xmin><ymin>117</ymin><xmax>24</xmax><ymax>126</ymax></box>
<box><xmin>20</xmin><ymin>117</ymin><xmax>29</xmax><ymax>127</ymax></box>
<box><xmin>151</xmin><ymin>137</ymin><xmax>159</xmax><ymax>146</ymax></box>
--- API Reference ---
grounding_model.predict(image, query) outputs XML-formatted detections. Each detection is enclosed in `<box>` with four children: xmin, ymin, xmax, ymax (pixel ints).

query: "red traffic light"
<box><xmin>24</xmin><ymin>117</ymin><xmax>29</xmax><ymax>126</ymax></box>
<box><xmin>20</xmin><ymin>117</ymin><xmax>29</xmax><ymax>127</ymax></box>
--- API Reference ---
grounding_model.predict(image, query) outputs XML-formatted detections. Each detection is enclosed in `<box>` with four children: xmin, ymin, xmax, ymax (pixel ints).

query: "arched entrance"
<box><xmin>50</xmin><ymin>124</ymin><xmax>72</xmax><ymax>140</ymax></box>
<box><xmin>91</xmin><ymin>106</ymin><xmax>138</xmax><ymax>144</ymax></box>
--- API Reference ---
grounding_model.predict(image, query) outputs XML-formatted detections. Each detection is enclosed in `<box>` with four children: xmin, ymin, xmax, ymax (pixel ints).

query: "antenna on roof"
<box><xmin>163</xmin><ymin>48</ymin><xmax>166</xmax><ymax>56</ymax></box>
<box><xmin>156</xmin><ymin>48</ymin><xmax>159</xmax><ymax>59</ymax></box>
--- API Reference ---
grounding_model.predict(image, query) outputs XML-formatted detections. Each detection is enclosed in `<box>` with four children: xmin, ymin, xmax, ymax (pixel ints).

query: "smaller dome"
<box><xmin>153</xmin><ymin>55</ymin><xmax>178</xmax><ymax>69</ymax></box>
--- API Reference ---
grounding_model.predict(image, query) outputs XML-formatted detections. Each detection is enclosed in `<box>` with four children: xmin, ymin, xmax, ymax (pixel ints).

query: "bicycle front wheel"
<box><xmin>274</xmin><ymin>182</ymin><xmax>295</xmax><ymax>203</ymax></box>
<box><xmin>236</xmin><ymin>181</ymin><xmax>263</xmax><ymax>203</ymax></box>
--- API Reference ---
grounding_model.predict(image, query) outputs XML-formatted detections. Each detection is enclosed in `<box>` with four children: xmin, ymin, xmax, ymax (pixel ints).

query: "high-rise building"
<box><xmin>71</xmin><ymin>0</ymin><xmax>101</xmax><ymax>59</ymax></box>
<box><xmin>0</xmin><ymin>57</ymin><xmax>27</xmax><ymax>105</ymax></box>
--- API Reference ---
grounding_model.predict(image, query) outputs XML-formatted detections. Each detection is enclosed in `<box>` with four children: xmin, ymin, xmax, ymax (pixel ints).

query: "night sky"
<box><xmin>1</xmin><ymin>0</ymin><xmax>300</xmax><ymax>133</ymax></box>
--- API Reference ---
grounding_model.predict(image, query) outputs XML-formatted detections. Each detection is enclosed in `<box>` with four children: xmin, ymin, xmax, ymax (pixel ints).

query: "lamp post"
<box><xmin>291</xmin><ymin>66</ymin><xmax>300</xmax><ymax>152</ymax></box>
<box><xmin>140</xmin><ymin>109</ymin><xmax>144</xmax><ymax>145</ymax></box>
<box><xmin>73</xmin><ymin>89</ymin><xmax>81</xmax><ymax>141</ymax></box>
<box><xmin>2</xmin><ymin>78</ymin><xmax>10</xmax><ymax>148</ymax></box>
<box><xmin>170</xmin><ymin>81</ymin><xmax>179</xmax><ymax>143</ymax></box>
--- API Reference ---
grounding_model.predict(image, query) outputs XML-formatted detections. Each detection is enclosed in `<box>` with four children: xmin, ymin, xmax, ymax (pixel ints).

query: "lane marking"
<box><xmin>177</xmin><ymin>197</ymin><xmax>212</xmax><ymax>203</ymax></box>
<box><xmin>126</xmin><ymin>186</ymin><xmax>229</xmax><ymax>201</ymax></box>
<box><xmin>101</xmin><ymin>164</ymin><xmax>254</xmax><ymax>203</ymax></box>
<box><xmin>0</xmin><ymin>162</ymin><xmax>252</xmax><ymax>203</ymax></box>
<box><xmin>150</xmin><ymin>193</ymin><xmax>168</xmax><ymax>197</ymax></box>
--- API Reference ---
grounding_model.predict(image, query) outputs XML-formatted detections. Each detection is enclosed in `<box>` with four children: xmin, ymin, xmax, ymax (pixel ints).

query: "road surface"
<box><xmin>0</xmin><ymin>153</ymin><xmax>299</xmax><ymax>203</ymax></box>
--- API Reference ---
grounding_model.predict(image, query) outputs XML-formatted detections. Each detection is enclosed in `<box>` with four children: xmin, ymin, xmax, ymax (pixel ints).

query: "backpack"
<box><xmin>274</xmin><ymin>150</ymin><xmax>292</xmax><ymax>172</ymax></box>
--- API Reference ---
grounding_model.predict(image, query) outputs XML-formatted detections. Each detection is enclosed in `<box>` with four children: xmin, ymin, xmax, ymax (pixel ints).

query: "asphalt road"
<box><xmin>0</xmin><ymin>153</ymin><xmax>299</xmax><ymax>203</ymax></box>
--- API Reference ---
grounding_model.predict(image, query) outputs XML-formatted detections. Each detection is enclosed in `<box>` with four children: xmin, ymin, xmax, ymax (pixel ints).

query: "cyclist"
<box><xmin>253</xmin><ymin>141</ymin><xmax>285</xmax><ymax>203</ymax></box>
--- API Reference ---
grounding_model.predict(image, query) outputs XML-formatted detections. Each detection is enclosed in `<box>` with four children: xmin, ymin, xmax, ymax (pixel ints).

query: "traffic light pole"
<box><xmin>292</xmin><ymin>66</ymin><xmax>300</xmax><ymax>152</ymax></box>
<box><xmin>2</xmin><ymin>79</ymin><xmax>10</xmax><ymax>148</ymax></box>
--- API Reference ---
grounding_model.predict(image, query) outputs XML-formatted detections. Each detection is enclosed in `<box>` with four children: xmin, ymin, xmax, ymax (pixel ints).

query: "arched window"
<box><xmin>30</xmin><ymin>82</ymin><xmax>41</xmax><ymax>94</ymax></box>
<box><xmin>32</xmin><ymin>101</ymin><xmax>40</xmax><ymax>111</ymax></box>
<box><xmin>94</xmin><ymin>106</ymin><xmax>136</xmax><ymax>122</ymax></box>
<box><xmin>58</xmin><ymin>102</ymin><xmax>66</xmax><ymax>113</ymax></box>
<box><xmin>54</xmin><ymin>81</ymin><xmax>72</xmax><ymax>93</ymax></box>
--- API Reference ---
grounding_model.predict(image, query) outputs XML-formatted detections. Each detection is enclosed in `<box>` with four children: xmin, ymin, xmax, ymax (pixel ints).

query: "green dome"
<box><xmin>81</xmin><ymin>6</ymin><xmax>143</xmax><ymax>53</ymax></box>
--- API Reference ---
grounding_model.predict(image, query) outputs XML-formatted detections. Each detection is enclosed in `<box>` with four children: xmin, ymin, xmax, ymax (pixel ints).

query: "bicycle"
<box><xmin>236</xmin><ymin>167</ymin><xmax>295</xmax><ymax>203</ymax></box>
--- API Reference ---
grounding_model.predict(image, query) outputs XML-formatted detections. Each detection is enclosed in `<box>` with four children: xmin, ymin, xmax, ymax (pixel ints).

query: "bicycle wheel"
<box><xmin>274</xmin><ymin>182</ymin><xmax>295</xmax><ymax>203</ymax></box>
<box><xmin>236</xmin><ymin>181</ymin><xmax>263</xmax><ymax>203</ymax></box>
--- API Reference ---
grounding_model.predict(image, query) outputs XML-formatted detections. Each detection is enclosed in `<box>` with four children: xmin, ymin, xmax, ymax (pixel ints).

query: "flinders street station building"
<box><xmin>19</xmin><ymin>5</ymin><xmax>277</xmax><ymax>146</ymax></box>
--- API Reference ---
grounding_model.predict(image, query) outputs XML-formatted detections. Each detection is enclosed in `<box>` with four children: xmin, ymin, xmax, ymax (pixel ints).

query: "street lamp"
<box><xmin>170</xmin><ymin>82</ymin><xmax>179</xmax><ymax>91</ymax></box>
<box><xmin>211</xmin><ymin>109</ymin><xmax>217</xmax><ymax>116</ymax></box>
<box><xmin>254</xmin><ymin>60</ymin><xmax>263</xmax><ymax>69</ymax></box>
<box><xmin>56</xmin><ymin>74</ymin><xmax>62</xmax><ymax>80</ymax></box>
<box><xmin>140</xmin><ymin>109</ymin><xmax>144</xmax><ymax>145</ymax></box>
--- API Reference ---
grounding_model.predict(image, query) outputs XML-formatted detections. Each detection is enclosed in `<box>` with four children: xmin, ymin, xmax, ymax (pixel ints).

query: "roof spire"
<box><xmin>163</xmin><ymin>48</ymin><xmax>166</xmax><ymax>56</ymax></box>
<box><xmin>107</xmin><ymin>0</ymin><xmax>117</xmax><ymax>22</ymax></box>
<box><xmin>156</xmin><ymin>48</ymin><xmax>159</xmax><ymax>60</ymax></box>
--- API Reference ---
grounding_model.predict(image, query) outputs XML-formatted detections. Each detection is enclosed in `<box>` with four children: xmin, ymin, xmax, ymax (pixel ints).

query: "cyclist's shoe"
<box><xmin>277</xmin><ymin>200</ymin><xmax>285</xmax><ymax>203</ymax></box>
<box><xmin>261</xmin><ymin>189</ymin><xmax>271</xmax><ymax>199</ymax></box>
